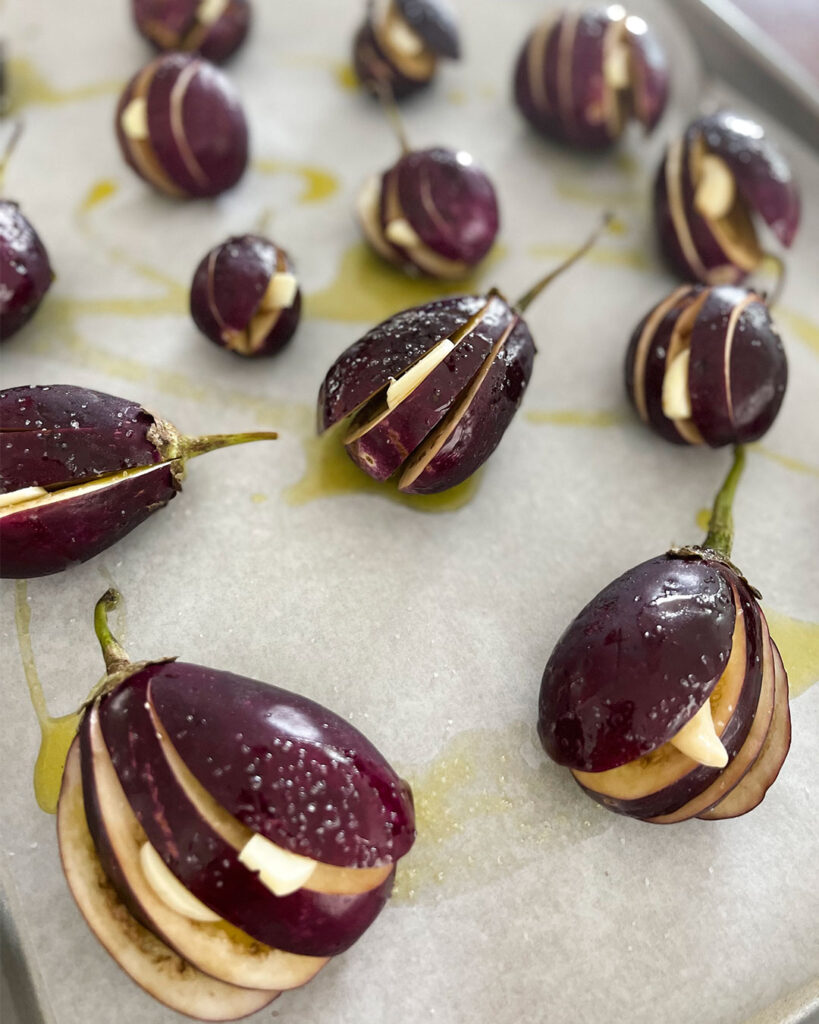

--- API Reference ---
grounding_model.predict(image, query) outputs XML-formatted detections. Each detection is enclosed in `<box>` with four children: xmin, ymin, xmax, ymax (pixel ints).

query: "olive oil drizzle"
<box><xmin>14</xmin><ymin>582</ymin><xmax>81</xmax><ymax>815</ymax></box>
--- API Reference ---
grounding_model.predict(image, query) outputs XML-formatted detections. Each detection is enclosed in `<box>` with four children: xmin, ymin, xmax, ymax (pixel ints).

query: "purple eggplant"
<box><xmin>115</xmin><ymin>53</ymin><xmax>248</xmax><ymax>199</ymax></box>
<box><xmin>190</xmin><ymin>234</ymin><xmax>301</xmax><ymax>357</ymax></box>
<box><xmin>1</xmin><ymin>199</ymin><xmax>54</xmax><ymax>341</ymax></box>
<box><xmin>358</xmin><ymin>146</ymin><xmax>500</xmax><ymax>280</ymax></box>
<box><xmin>319</xmin><ymin>218</ymin><xmax>607</xmax><ymax>495</ymax></box>
<box><xmin>537</xmin><ymin>447</ymin><xmax>791</xmax><ymax>823</ymax></box>
<box><xmin>352</xmin><ymin>0</ymin><xmax>460</xmax><ymax>100</ymax></box>
<box><xmin>625</xmin><ymin>284</ymin><xmax>787</xmax><ymax>447</ymax></box>
<box><xmin>132</xmin><ymin>0</ymin><xmax>251</xmax><ymax>64</ymax></box>
<box><xmin>55</xmin><ymin>591</ymin><xmax>414</xmax><ymax>1011</ymax></box>
<box><xmin>0</xmin><ymin>384</ymin><xmax>277</xmax><ymax>577</ymax></box>
<box><xmin>513</xmin><ymin>7</ymin><xmax>670</xmax><ymax>149</ymax></box>
<box><xmin>654</xmin><ymin>111</ymin><xmax>800</xmax><ymax>285</ymax></box>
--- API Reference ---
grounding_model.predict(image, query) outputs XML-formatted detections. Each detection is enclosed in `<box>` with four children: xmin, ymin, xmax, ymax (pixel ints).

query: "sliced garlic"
<box><xmin>260</xmin><ymin>272</ymin><xmax>298</xmax><ymax>312</ymax></box>
<box><xmin>238</xmin><ymin>833</ymin><xmax>318</xmax><ymax>897</ymax></box>
<box><xmin>668</xmin><ymin>699</ymin><xmax>728</xmax><ymax>768</ymax></box>
<box><xmin>386</xmin><ymin>17</ymin><xmax>425</xmax><ymax>57</ymax></box>
<box><xmin>139</xmin><ymin>842</ymin><xmax>221</xmax><ymax>922</ymax></box>
<box><xmin>385</xmin><ymin>218</ymin><xmax>423</xmax><ymax>249</ymax></box>
<box><xmin>386</xmin><ymin>338</ymin><xmax>456</xmax><ymax>410</ymax></box>
<box><xmin>694</xmin><ymin>154</ymin><xmax>736</xmax><ymax>221</ymax></box>
<box><xmin>197</xmin><ymin>0</ymin><xmax>230</xmax><ymax>25</ymax></box>
<box><xmin>0</xmin><ymin>486</ymin><xmax>48</xmax><ymax>509</ymax></box>
<box><xmin>661</xmin><ymin>348</ymin><xmax>693</xmax><ymax>420</ymax></box>
<box><xmin>120</xmin><ymin>98</ymin><xmax>150</xmax><ymax>141</ymax></box>
<box><xmin>604</xmin><ymin>43</ymin><xmax>631</xmax><ymax>89</ymax></box>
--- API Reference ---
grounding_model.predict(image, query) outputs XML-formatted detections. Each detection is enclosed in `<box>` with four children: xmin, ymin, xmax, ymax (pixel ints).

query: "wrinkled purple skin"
<box><xmin>147</xmin><ymin>662</ymin><xmax>415</xmax><ymax>869</ymax></box>
<box><xmin>0</xmin><ymin>201</ymin><xmax>54</xmax><ymax>341</ymax></box>
<box><xmin>346</xmin><ymin>295</ymin><xmax>515</xmax><ymax>481</ymax></box>
<box><xmin>132</xmin><ymin>0</ymin><xmax>251</xmax><ymax>64</ymax></box>
<box><xmin>625</xmin><ymin>286</ymin><xmax>788</xmax><ymax>447</ymax></box>
<box><xmin>574</xmin><ymin>566</ymin><xmax>765</xmax><ymax>820</ymax></box>
<box><xmin>688</xmin><ymin>287</ymin><xmax>787</xmax><ymax>445</ymax></box>
<box><xmin>352</xmin><ymin>21</ymin><xmax>431</xmax><ymax>100</ymax></box>
<box><xmin>0</xmin><ymin>463</ymin><xmax>178</xmax><ymax>579</ymax></box>
<box><xmin>403</xmin><ymin>316</ymin><xmax>535</xmax><ymax>494</ymax></box>
<box><xmin>116</xmin><ymin>54</ymin><xmax>248</xmax><ymax>198</ymax></box>
<box><xmin>318</xmin><ymin>295</ymin><xmax>486</xmax><ymax>432</ymax></box>
<box><xmin>394</xmin><ymin>147</ymin><xmax>499</xmax><ymax>265</ymax></box>
<box><xmin>654</xmin><ymin>112</ymin><xmax>800</xmax><ymax>283</ymax></box>
<box><xmin>538</xmin><ymin>554</ymin><xmax>737</xmax><ymax>773</ymax></box>
<box><xmin>0</xmin><ymin>385</ymin><xmax>163</xmax><ymax>492</ymax></box>
<box><xmin>190</xmin><ymin>234</ymin><xmax>301</xmax><ymax>357</ymax></box>
<box><xmin>92</xmin><ymin>674</ymin><xmax>396</xmax><ymax>957</ymax></box>
<box><xmin>395</xmin><ymin>0</ymin><xmax>460</xmax><ymax>58</ymax></box>
<box><xmin>513</xmin><ymin>9</ymin><xmax>669</xmax><ymax>149</ymax></box>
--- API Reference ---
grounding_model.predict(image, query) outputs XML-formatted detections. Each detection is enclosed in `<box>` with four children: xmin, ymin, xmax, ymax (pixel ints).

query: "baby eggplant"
<box><xmin>57</xmin><ymin>591</ymin><xmax>414</xmax><ymax>1019</ymax></box>
<box><xmin>357</xmin><ymin>145</ymin><xmax>500</xmax><ymax>280</ymax></box>
<box><xmin>654</xmin><ymin>111</ymin><xmax>800</xmax><ymax>285</ymax></box>
<box><xmin>353</xmin><ymin>0</ymin><xmax>460</xmax><ymax>100</ymax></box>
<box><xmin>513</xmin><ymin>6</ymin><xmax>669</xmax><ymax>149</ymax></box>
<box><xmin>0</xmin><ymin>384</ymin><xmax>277</xmax><ymax>578</ymax></box>
<box><xmin>319</xmin><ymin>217</ymin><xmax>607</xmax><ymax>494</ymax></box>
<box><xmin>190</xmin><ymin>234</ymin><xmax>302</xmax><ymax>357</ymax></box>
<box><xmin>538</xmin><ymin>447</ymin><xmax>791</xmax><ymax>822</ymax></box>
<box><xmin>625</xmin><ymin>283</ymin><xmax>787</xmax><ymax>446</ymax></box>
<box><xmin>115</xmin><ymin>52</ymin><xmax>249</xmax><ymax>199</ymax></box>
<box><xmin>132</xmin><ymin>0</ymin><xmax>251</xmax><ymax>64</ymax></box>
<box><xmin>1</xmin><ymin>125</ymin><xmax>54</xmax><ymax>341</ymax></box>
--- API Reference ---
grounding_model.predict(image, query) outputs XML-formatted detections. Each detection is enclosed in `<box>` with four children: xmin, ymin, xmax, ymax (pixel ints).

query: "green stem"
<box><xmin>0</xmin><ymin>121</ymin><xmax>24</xmax><ymax>188</ymax></box>
<box><xmin>177</xmin><ymin>431</ymin><xmax>278</xmax><ymax>460</ymax></box>
<box><xmin>703</xmin><ymin>445</ymin><xmax>746</xmax><ymax>559</ymax></box>
<box><xmin>514</xmin><ymin>211</ymin><xmax>613</xmax><ymax>313</ymax></box>
<box><xmin>94</xmin><ymin>590</ymin><xmax>131</xmax><ymax>673</ymax></box>
<box><xmin>374</xmin><ymin>80</ymin><xmax>410</xmax><ymax>154</ymax></box>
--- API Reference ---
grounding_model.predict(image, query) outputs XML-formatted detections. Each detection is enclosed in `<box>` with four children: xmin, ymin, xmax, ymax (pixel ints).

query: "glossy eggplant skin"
<box><xmin>625</xmin><ymin>285</ymin><xmax>787</xmax><ymax>447</ymax></box>
<box><xmin>654</xmin><ymin>112</ymin><xmax>800</xmax><ymax>284</ymax></box>
<box><xmin>190</xmin><ymin>235</ymin><xmax>302</xmax><ymax>357</ymax></box>
<box><xmin>0</xmin><ymin>201</ymin><xmax>54</xmax><ymax>342</ymax></box>
<box><xmin>318</xmin><ymin>295</ymin><xmax>487</xmax><ymax>433</ymax></box>
<box><xmin>0</xmin><ymin>463</ymin><xmax>180</xmax><ymax>579</ymax></box>
<box><xmin>146</xmin><ymin>662</ymin><xmax>415</xmax><ymax>869</ymax></box>
<box><xmin>538</xmin><ymin>554</ymin><xmax>737</xmax><ymax>773</ymax></box>
<box><xmin>0</xmin><ymin>385</ymin><xmax>164</xmax><ymax>491</ymax></box>
<box><xmin>132</xmin><ymin>0</ymin><xmax>251</xmax><ymax>64</ymax></box>
<box><xmin>513</xmin><ymin>8</ymin><xmax>669</xmax><ymax>149</ymax></box>
<box><xmin>115</xmin><ymin>53</ymin><xmax>248</xmax><ymax>199</ymax></box>
<box><xmin>395</xmin><ymin>0</ymin><xmax>459</xmax><ymax>58</ymax></box>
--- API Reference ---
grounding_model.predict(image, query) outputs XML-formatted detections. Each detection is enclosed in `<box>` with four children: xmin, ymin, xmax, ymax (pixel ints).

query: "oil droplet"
<box><xmin>284</xmin><ymin>425</ymin><xmax>481</xmax><ymax>513</ymax></box>
<box><xmin>528</xmin><ymin>241</ymin><xmax>649</xmax><ymax>271</ymax></box>
<box><xmin>778</xmin><ymin>307</ymin><xmax>819</xmax><ymax>357</ymax></box>
<box><xmin>607</xmin><ymin>215</ymin><xmax>629</xmax><ymax>236</ymax></box>
<box><xmin>750</xmin><ymin>443</ymin><xmax>819</xmax><ymax>478</ymax></box>
<box><xmin>763</xmin><ymin>608</ymin><xmax>819</xmax><ymax>698</ymax></box>
<box><xmin>391</xmin><ymin>724</ymin><xmax>610</xmax><ymax>904</ymax></box>
<box><xmin>696</xmin><ymin>506</ymin><xmax>711</xmax><ymax>532</ymax></box>
<box><xmin>525</xmin><ymin>408</ymin><xmax>627</xmax><ymax>428</ymax></box>
<box><xmin>333</xmin><ymin>60</ymin><xmax>359</xmax><ymax>91</ymax></box>
<box><xmin>552</xmin><ymin>177</ymin><xmax>641</xmax><ymax>207</ymax></box>
<box><xmin>7</xmin><ymin>57</ymin><xmax>122</xmax><ymax>112</ymax></box>
<box><xmin>447</xmin><ymin>88</ymin><xmax>468</xmax><ymax>105</ymax></box>
<box><xmin>252</xmin><ymin>160</ymin><xmax>339</xmax><ymax>204</ymax></box>
<box><xmin>15</xmin><ymin>582</ymin><xmax>81</xmax><ymax>814</ymax></box>
<box><xmin>250</xmin><ymin>492</ymin><xmax>268</xmax><ymax>504</ymax></box>
<box><xmin>80</xmin><ymin>179</ymin><xmax>119</xmax><ymax>213</ymax></box>
<box><xmin>306</xmin><ymin>242</ymin><xmax>507</xmax><ymax>324</ymax></box>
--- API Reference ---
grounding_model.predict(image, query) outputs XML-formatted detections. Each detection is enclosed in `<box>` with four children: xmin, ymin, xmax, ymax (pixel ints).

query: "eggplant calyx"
<box><xmin>148</xmin><ymin>417</ymin><xmax>278</xmax><ymax>462</ymax></box>
<box><xmin>666</xmin><ymin>546</ymin><xmax>762</xmax><ymax>601</ymax></box>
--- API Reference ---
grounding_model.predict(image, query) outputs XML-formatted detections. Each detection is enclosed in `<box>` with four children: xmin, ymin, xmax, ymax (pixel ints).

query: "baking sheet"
<box><xmin>1</xmin><ymin>1</ymin><xmax>818</xmax><ymax>1023</ymax></box>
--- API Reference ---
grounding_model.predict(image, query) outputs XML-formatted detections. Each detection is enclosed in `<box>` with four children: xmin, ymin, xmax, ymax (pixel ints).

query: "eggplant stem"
<box><xmin>94</xmin><ymin>590</ymin><xmax>131</xmax><ymax>674</ymax></box>
<box><xmin>514</xmin><ymin>212</ymin><xmax>614</xmax><ymax>313</ymax></box>
<box><xmin>0</xmin><ymin>121</ymin><xmax>24</xmax><ymax>187</ymax></box>
<box><xmin>375</xmin><ymin>79</ymin><xmax>411</xmax><ymax>154</ymax></box>
<box><xmin>703</xmin><ymin>445</ymin><xmax>746</xmax><ymax>559</ymax></box>
<box><xmin>178</xmin><ymin>431</ymin><xmax>278</xmax><ymax>460</ymax></box>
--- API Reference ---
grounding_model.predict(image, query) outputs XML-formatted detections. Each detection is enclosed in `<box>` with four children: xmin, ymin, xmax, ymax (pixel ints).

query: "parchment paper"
<box><xmin>1</xmin><ymin>2</ymin><xmax>818</xmax><ymax>1023</ymax></box>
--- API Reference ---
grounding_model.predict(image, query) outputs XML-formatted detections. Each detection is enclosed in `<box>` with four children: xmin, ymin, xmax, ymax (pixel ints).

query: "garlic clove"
<box><xmin>694</xmin><ymin>154</ymin><xmax>737</xmax><ymax>221</ymax></box>
<box><xmin>260</xmin><ymin>272</ymin><xmax>298</xmax><ymax>312</ymax></box>
<box><xmin>238</xmin><ymin>833</ymin><xmax>318</xmax><ymax>898</ymax></box>
<box><xmin>121</xmin><ymin>98</ymin><xmax>150</xmax><ymax>140</ymax></box>
<box><xmin>668</xmin><ymin>699</ymin><xmax>728</xmax><ymax>768</ymax></box>
<box><xmin>661</xmin><ymin>348</ymin><xmax>693</xmax><ymax>420</ymax></box>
